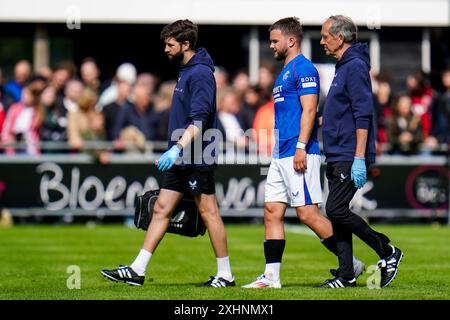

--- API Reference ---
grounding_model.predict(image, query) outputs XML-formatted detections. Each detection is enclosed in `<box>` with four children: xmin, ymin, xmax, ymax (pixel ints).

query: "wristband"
<box><xmin>296</xmin><ymin>141</ymin><xmax>306</xmax><ymax>150</ymax></box>
<box><xmin>176</xmin><ymin>142</ymin><xmax>183</xmax><ymax>150</ymax></box>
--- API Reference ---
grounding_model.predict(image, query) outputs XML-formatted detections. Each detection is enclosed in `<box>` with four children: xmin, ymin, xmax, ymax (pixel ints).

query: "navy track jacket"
<box><xmin>322</xmin><ymin>43</ymin><xmax>376</xmax><ymax>163</ymax></box>
<box><xmin>168</xmin><ymin>48</ymin><xmax>218</xmax><ymax>167</ymax></box>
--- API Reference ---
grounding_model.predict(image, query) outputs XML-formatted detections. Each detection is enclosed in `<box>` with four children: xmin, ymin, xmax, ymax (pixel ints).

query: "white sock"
<box><xmin>130</xmin><ymin>249</ymin><xmax>152</xmax><ymax>276</ymax></box>
<box><xmin>217</xmin><ymin>256</ymin><xmax>233</xmax><ymax>281</ymax></box>
<box><xmin>264</xmin><ymin>263</ymin><xmax>281</xmax><ymax>281</ymax></box>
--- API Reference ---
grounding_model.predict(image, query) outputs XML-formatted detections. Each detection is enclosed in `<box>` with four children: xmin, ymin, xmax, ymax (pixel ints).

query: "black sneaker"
<box><xmin>199</xmin><ymin>275</ymin><xmax>236</xmax><ymax>287</ymax></box>
<box><xmin>101</xmin><ymin>265</ymin><xmax>145</xmax><ymax>286</ymax></box>
<box><xmin>315</xmin><ymin>276</ymin><xmax>356</xmax><ymax>288</ymax></box>
<box><xmin>330</xmin><ymin>258</ymin><xmax>365</xmax><ymax>279</ymax></box>
<box><xmin>378</xmin><ymin>244</ymin><xmax>403</xmax><ymax>288</ymax></box>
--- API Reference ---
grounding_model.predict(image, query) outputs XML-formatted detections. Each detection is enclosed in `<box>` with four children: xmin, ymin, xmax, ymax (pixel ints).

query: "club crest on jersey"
<box><xmin>283</xmin><ymin>70</ymin><xmax>290</xmax><ymax>81</ymax></box>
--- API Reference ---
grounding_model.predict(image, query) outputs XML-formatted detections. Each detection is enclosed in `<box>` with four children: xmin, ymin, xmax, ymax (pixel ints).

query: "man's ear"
<box><xmin>338</xmin><ymin>34</ymin><xmax>345</xmax><ymax>47</ymax></box>
<box><xmin>182</xmin><ymin>41</ymin><xmax>190</xmax><ymax>52</ymax></box>
<box><xmin>288</xmin><ymin>36</ymin><xmax>296</xmax><ymax>48</ymax></box>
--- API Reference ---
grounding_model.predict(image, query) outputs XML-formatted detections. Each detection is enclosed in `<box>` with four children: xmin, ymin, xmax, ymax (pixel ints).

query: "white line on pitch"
<box><xmin>285</xmin><ymin>225</ymin><xmax>316</xmax><ymax>237</ymax></box>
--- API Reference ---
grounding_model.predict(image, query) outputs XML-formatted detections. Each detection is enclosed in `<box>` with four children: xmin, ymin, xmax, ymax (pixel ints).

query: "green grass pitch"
<box><xmin>1</xmin><ymin>224</ymin><xmax>449</xmax><ymax>300</ymax></box>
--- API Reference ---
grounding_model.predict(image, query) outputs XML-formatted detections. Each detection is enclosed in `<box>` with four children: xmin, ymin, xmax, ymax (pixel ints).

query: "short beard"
<box><xmin>168</xmin><ymin>51</ymin><xmax>184</xmax><ymax>66</ymax></box>
<box><xmin>274</xmin><ymin>51</ymin><xmax>286</xmax><ymax>61</ymax></box>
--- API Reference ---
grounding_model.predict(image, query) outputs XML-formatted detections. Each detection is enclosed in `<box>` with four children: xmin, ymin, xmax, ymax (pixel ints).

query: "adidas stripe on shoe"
<box><xmin>199</xmin><ymin>275</ymin><xmax>235</xmax><ymax>287</ymax></box>
<box><xmin>378</xmin><ymin>244</ymin><xmax>403</xmax><ymax>288</ymax></box>
<box><xmin>101</xmin><ymin>265</ymin><xmax>145</xmax><ymax>286</ymax></box>
<box><xmin>315</xmin><ymin>276</ymin><xmax>356</xmax><ymax>289</ymax></box>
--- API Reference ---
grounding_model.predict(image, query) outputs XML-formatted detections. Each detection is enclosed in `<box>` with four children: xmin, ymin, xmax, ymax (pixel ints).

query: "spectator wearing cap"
<box><xmin>97</xmin><ymin>62</ymin><xmax>137</xmax><ymax>111</ymax></box>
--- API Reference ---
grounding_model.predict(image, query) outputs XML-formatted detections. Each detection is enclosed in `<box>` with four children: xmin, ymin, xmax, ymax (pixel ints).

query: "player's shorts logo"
<box><xmin>189</xmin><ymin>180</ymin><xmax>198</xmax><ymax>190</ymax></box>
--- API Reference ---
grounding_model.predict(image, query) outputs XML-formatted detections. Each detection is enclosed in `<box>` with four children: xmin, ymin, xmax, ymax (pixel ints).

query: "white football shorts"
<box><xmin>264</xmin><ymin>154</ymin><xmax>322</xmax><ymax>207</ymax></box>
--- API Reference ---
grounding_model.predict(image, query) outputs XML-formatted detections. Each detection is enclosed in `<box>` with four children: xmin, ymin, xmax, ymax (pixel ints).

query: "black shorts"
<box><xmin>161</xmin><ymin>165</ymin><xmax>216</xmax><ymax>195</ymax></box>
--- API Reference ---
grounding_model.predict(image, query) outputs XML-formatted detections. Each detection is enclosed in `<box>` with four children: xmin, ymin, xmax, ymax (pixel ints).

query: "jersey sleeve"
<box><xmin>294</xmin><ymin>62</ymin><xmax>320</xmax><ymax>97</ymax></box>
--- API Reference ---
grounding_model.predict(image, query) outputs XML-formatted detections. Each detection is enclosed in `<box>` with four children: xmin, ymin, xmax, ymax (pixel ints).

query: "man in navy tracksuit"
<box><xmin>102</xmin><ymin>20</ymin><xmax>235</xmax><ymax>287</ymax></box>
<box><xmin>317</xmin><ymin>15</ymin><xmax>403</xmax><ymax>288</ymax></box>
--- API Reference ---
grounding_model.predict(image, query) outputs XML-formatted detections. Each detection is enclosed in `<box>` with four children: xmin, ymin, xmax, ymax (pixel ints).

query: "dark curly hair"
<box><xmin>160</xmin><ymin>19</ymin><xmax>198</xmax><ymax>50</ymax></box>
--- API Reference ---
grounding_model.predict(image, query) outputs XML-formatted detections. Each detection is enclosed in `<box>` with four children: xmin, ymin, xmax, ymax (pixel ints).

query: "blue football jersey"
<box><xmin>272</xmin><ymin>54</ymin><xmax>320</xmax><ymax>158</ymax></box>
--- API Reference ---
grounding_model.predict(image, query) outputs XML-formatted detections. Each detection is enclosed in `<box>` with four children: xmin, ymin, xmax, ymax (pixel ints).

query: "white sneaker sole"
<box><xmin>101</xmin><ymin>270</ymin><xmax>143</xmax><ymax>286</ymax></box>
<box><xmin>242</xmin><ymin>282</ymin><xmax>282</xmax><ymax>289</ymax></box>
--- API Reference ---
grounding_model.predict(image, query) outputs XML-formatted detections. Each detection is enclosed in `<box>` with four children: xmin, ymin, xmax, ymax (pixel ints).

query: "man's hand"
<box><xmin>351</xmin><ymin>157</ymin><xmax>366</xmax><ymax>189</ymax></box>
<box><xmin>294</xmin><ymin>149</ymin><xmax>307</xmax><ymax>173</ymax></box>
<box><xmin>157</xmin><ymin>145</ymin><xmax>181</xmax><ymax>171</ymax></box>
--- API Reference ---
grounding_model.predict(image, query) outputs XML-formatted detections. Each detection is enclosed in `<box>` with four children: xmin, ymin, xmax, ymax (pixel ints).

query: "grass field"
<box><xmin>1</xmin><ymin>223</ymin><xmax>449</xmax><ymax>300</ymax></box>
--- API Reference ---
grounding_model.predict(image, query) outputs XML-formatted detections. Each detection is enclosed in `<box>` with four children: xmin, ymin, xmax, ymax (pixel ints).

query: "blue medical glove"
<box><xmin>157</xmin><ymin>145</ymin><xmax>181</xmax><ymax>171</ymax></box>
<box><xmin>351</xmin><ymin>156</ymin><xmax>366</xmax><ymax>189</ymax></box>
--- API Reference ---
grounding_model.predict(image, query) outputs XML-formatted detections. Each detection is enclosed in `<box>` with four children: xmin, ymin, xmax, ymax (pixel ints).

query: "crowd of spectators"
<box><xmin>0</xmin><ymin>58</ymin><xmax>448</xmax><ymax>160</ymax></box>
<box><xmin>372</xmin><ymin>70</ymin><xmax>449</xmax><ymax>155</ymax></box>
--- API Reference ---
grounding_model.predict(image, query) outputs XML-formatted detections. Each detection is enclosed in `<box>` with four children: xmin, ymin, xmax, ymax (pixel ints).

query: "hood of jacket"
<box><xmin>180</xmin><ymin>48</ymin><xmax>215</xmax><ymax>73</ymax></box>
<box><xmin>336</xmin><ymin>42</ymin><xmax>371</xmax><ymax>70</ymax></box>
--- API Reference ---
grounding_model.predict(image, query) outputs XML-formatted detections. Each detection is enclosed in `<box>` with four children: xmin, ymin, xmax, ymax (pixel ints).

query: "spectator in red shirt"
<box><xmin>406</xmin><ymin>71</ymin><xmax>433</xmax><ymax>138</ymax></box>
<box><xmin>1</xmin><ymin>80</ymin><xmax>45</xmax><ymax>155</ymax></box>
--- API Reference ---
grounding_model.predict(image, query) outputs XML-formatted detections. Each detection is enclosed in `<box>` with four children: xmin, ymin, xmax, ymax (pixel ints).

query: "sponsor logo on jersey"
<box><xmin>300</xmin><ymin>76</ymin><xmax>318</xmax><ymax>88</ymax></box>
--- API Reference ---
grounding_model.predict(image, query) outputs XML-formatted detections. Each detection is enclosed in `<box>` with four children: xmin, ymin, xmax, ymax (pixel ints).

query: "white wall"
<box><xmin>0</xmin><ymin>0</ymin><xmax>448</xmax><ymax>26</ymax></box>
